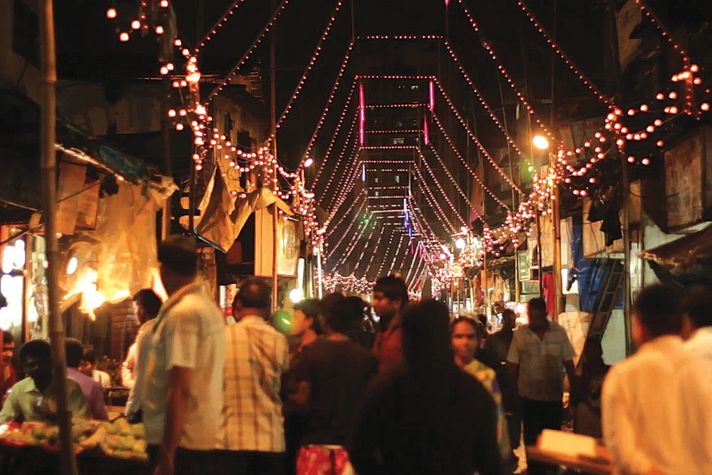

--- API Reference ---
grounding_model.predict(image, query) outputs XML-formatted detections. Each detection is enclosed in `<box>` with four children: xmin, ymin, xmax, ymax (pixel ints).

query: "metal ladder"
<box><xmin>579</xmin><ymin>260</ymin><xmax>624</xmax><ymax>367</ymax></box>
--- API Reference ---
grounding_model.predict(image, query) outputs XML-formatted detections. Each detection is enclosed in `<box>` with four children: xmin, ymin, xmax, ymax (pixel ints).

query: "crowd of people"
<box><xmin>0</xmin><ymin>234</ymin><xmax>710</xmax><ymax>475</ymax></box>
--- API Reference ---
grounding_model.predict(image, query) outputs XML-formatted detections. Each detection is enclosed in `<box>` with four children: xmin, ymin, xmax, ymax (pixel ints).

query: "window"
<box><xmin>395</xmin><ymin>175</ymin><xmax>401</xmax><ymax>183</ymax></box>
<box><xmin>393</xmin><ymin>137</ymin><xmax>405</xmax><ymax>145</ymax></box>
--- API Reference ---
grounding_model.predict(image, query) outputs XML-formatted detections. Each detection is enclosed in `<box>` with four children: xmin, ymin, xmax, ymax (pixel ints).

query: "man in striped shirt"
<box><xmin>217</xmin><ymin>277</ymin><xmax>289</xmax><ymax>474</ymax></box>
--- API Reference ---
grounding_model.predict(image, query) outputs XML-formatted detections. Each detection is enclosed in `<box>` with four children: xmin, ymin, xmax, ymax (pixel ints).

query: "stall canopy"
<box><xmin>196</xmin><ymin>166</ymin><xmax>293</xmax><ymax>253</ymax></box>
<box><xmin>640</xmin><ymin>225</ymin><xmax>712</xmax><ymax>284</ymax></box>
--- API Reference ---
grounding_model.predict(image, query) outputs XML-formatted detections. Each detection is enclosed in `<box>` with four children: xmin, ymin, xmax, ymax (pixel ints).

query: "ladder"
<box><xmin>579</xmin><ymin>260</ymin><xmax>624</xmax><ymax>367</ymax></box>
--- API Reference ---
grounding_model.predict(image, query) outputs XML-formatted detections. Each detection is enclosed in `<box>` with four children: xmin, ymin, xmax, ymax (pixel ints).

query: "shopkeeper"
<box><xmin>0</xmin><ymin>340</ymin><xmax>89</xmax><ymax>423</ymax></box>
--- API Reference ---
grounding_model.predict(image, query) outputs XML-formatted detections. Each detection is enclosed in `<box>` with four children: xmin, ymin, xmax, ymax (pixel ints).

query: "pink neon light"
<box><xmin>429</xmin><ymin>79</ymin><xmax>435</xmax><ymax>112</ymax></box>
<box><xmin>359</xmin><ymin>82</ymin><xmax>365</xmax><ymax>146</ymax></box>
<box><xmin>423</xmin><ymin>115</ymin><xmax>430</xmax><ymax>145</ymax></box>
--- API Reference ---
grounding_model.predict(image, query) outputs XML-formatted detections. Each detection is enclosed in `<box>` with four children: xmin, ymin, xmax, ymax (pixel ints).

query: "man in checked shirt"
<box><xmin>217</xmin><ymin>277</ymin><xmax>290</xmax><ymax>474</ymax></box>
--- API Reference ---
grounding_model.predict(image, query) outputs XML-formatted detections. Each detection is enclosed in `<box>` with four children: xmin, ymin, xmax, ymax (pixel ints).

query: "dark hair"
<box><xmin>321</xmin><ymin>292</ymin><xmax>353</xmax><ymax>334</ymax></box>
<box><xmin>450</xmin><ymin>317</ymin><xmax>484</xmax><ymax>340</ymax></box>
<box><xmin>402</xmin><ymin>299</ymin><xmax>453</xmax><ymax>368</ymax></box>
<box><xmin>633</xmin><ymin>284</ymin><xmax>683</xmax><ymax>337</ymax></box>
<box><xmin>82</xmin><ymin>349</ymin><xmax>97</xmax><ymax>365</ymax></box>
<box><xmin>683</xmin><ymin>284</ymin><xmax>712</xmax><ymax>329</ymax></box>
<box><xmin>374</xmin><ymin>275</ymin><xmax>409</xmax><ymax>308</ymax></box>
<box><xmin>3</xmin><ymin>331</ymin><xmax>14</xmax><ymax>346</ymax></box>
<box><xmin>293</xmin><ymin>298</ymin><xmax>324</xmax><ymax>335</ymax></box>
<box><xmin>234</xmin><ymin>277</ymin><xmax>271</xmax><ymax>311</ymax></box>
<box><xmin>501</xmin><ymin>308</ymin><xmax>516</xmax><ymax>322</ymax></box>
<box><xmin>158</xmin><ymin>235</ymin><xmax>198</xmax><ymax>276</ymax></box>
<box><xmin>65</xmin><ymin>338</ymin><xmax>84</xmax><ymax>368</ymax></box>
<box><xmin>133</xmin><ymin>289</ymin><xmax>162</xmax><ymax>317</ymax></box>
<box><xmin>19</xmin><ymin>340</ymin><xmax>51</xmax><ymax>363</ymax></box>
<box><xmin>528</xmin><ymin>297</ymin><xmax>547</xmax><ymax>315</ymax></box>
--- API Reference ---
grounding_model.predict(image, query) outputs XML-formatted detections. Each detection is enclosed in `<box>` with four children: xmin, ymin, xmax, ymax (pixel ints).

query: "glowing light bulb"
<box><xmin>119</xmin><ymin>32</ymin><xmax>130</xmax><ymax>42</ymax></box>
<box><xmin>106</xmin><ymin>8</ymin><xmax>117</xmax><ymax>19</ymax></box>
<box><xmin>532</xmin><ymin>135</ymin><xmax>549</xmax><ymax>150</ymax></box>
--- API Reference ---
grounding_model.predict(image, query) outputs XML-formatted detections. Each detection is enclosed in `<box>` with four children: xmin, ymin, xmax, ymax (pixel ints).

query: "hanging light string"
<box><xmin>365</xmin><ymin>103</ymin><xmax>427</xmax><ymax>109</ymax></box>
<box><xmin>409</xmin><ymin>203</ymin><xmax>440</xmax><ymax>241</ymax></box>
<box><xmin>420</xmin><ymin>145</ymin><xmax>472</xmax><ymax>206</ymax></box>
<box><xmin>443</xmin><ymin>42</ymin><xmax>525</xmax><ymax>160</ymax></box>
<box><xmin>360</xmin><ymin>34</ymin><xmax>444</xmax><ymax>41</ymax></box>
<box><xmin>332</xmin><ymin>215</ymin><xmax>373</xmax><ymax>269</ymax></box>
<box><xmin>313</xmin><ymin>82</ymin><xmax>359</xmax><ymax>185</ymax></box>
<box><xmin>434</xmin><ymin>79</ymin><xmax>524</xmax><ymax>193</ymax></box>
<box><xmin>634</xmin><ymin>0</ymin><xmax>690</xmax><ymax>64</ymax></box>
<box><xmin>362</xmin><ymin>225</ymin><xmax>388</xmax><ymax>279</ymax></box>
<box><xmin>303</xmin><ymin>44</ymin><xmax>356</xmax><ymax>164</ymax></box>
<box><xmin>316</xmin><ymin>111</ymin><xmax>359</xmax><ymax>202</ymax></box>
<box><xmin>326</xmin><ymin>141</ymin><xmax>362</xmax><ymax>219</ymax></box>
<box><xmin>323</xmin><ymin>273</ymin><xmax>375</xmax><ymax>295</ymax></box>
<box><xmin>407</xmin><ymin>256</ymin><xmax>427</xmax><ymax>292</ymax></box>
<box><xmin>454</xmin><ymin>0</ymin><xmax>555</xmax><ymax>142</ymax></box>
<box><xmin>356</xmin><ymin>74</ymin><xmax>434</xmax><ymax>80</ymax></box>
<box><xmin>350</xmin><ymin>220</ymin><xmax>380</xmax><ymax>274</ymax></box>
<box><xmin>271</xmin><ymin>0</ymin><xmax>347</xmax><ymax>134</ymax></box>
<box><xmin>413</xmin><ymin>166</ymin><xmax>460</xmax><ymax>233</ymax></box>
<box><xmin>325</xmin><ymin>201</ymin><xmax>367</xmax><ymax>260</ymax></box>
<box><xmin>387</xmin><ymin>234</ymin><xmax>407</xmax><ymax>276</ymax></box>
<box><xmin>206</xmin><ymin>0</ymin><xmax>291</xmax><ymax>104</ymax></box>
<box><xmin>431</xmin><ymin>113</ymin><xmax>510</xmax><ymax>210</ymax></box>
<box><xmin>326</xmin><ymin>192</ymin><xmax>365</xmax><ymax>236</ymax></box>
<box><xmin>515</xmin><ymin>0</ymin><xmax>615</xmax><ymax>107</ymax></box>
<box><xmin>415</xmin><ymin>151</ymin><xmax>469</xmax><ymax>227</ymax></box>
<box><xmin>194</xmin><ymin>0</ymin><xmax>249</xmax><ymax>54</ymax></box>
<box><xmin>327</xmin><ymin>213</ymin><xmax>369</xmax><ymax>263</ymax></box>
<box><xmin>367</xmin><ymin>129</ymin><xmax>422</xmax><ymax>135</ymax></box>
<box><xmin>404</xmin><ymin>246</ymin><xmax>423</xmax><ymax>289</ymax></box>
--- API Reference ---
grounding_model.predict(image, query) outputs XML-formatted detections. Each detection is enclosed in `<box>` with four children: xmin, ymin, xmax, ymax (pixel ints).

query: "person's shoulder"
<box><xmin>65</xmin><ymin>377</ymin><xmax>85</xmax><ymax>393</ymax></box>
<box><xmin>9</xmin><ymin>377</ymin><xmax>33</xmax><ymax>394</ymax></box>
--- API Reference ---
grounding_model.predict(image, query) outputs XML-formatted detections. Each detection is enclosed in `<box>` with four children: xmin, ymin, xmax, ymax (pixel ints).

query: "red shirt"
<box><xmin>374</xmin><ymin>317</ymin><xmax>403</xmax><ymax>373</ymax></box>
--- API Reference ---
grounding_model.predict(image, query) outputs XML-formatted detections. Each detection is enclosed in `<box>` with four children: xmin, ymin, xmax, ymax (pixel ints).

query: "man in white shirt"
<box><xmin>142</xmin><ymin>235</ymin><xmax>225</xmax><ymax>475</ymax></box>
<box><xmin>506</xmin><ymin>297</ymin><xmax>575</xmax><ymax>475</ymax></box>
<box><xmin>681</xmin><ymin>284</ymin><xmax>712</xmax><ymax>361</ymax></box>
<box><xmin>122</xmin><ymin>289</ymin><xmax>162</xmax><ymax>422</ymax></box>
<box><xmin>602</xmin><ymin>284</ymin><xmax>703</xmax><ymax>475</ymax></box>
<box><xmin>217</xmin><ymin>277</ymin><xmax>289</xmax><ymax>474</ymax></box>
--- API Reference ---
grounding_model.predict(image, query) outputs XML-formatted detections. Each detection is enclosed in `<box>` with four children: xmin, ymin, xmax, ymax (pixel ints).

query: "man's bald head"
<box><xmin>233</xmin><ymin>277</ymin><xmax>271</xmax><ymax>318</ymax></box>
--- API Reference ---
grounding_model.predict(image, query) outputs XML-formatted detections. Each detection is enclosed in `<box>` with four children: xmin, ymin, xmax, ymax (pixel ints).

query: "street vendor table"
<box><xmin>0</xmin><ymin>443</ymin><xmax>149</xmax><ymax>475</ymax></box>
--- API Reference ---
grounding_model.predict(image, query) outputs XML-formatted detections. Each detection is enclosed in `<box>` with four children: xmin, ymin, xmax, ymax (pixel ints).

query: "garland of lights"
<box><xmin>443</xmin><ymin>43</ymin><xmax>525</xmax><ymax>160</ymax></box>
<box><xmin>455</xmin><ymin>0</ymin><xmax>555</xmax><ymax>142</ymax></box>
<box><xmin>316</xmin><ymin>112</ymin><xmax>359</xmax><ymax>203</ymax></box>
<box><xmin>327</xmin><ymin>141</ymin><xmax>362</xmax><ymax>219</ymax></box>
<box><xmin>303</xmin><ymin>43</ymin><xmax>356</xmax><ymax>165</ymax></box>
<box><xmin>515</xmin><ymin>0</ymin><xmax>614</xmax><ymax>107</ymax></box>
<box><xmin>326</xmin><ymin>192</ymin><xmax>365</xmax><ymax>235</ymax></box>
<box><xmin>434</xmin><ymin>79</ymin><xmax>523</xmax><ymax>194</ymax></box>
<box><xmin>431</xmin><ymin>113</ymin><xmax>510</xmax><ymax>210</ymax></box>
<box><xmin>105</xmin><ymin>0</ymin><xmax>172</xmax><ymax>43</ymax></box>
<box><xmin>323</xmin><ymin>273</ymin><xmax>374</xmax><ymax>295</ymax></box>
<box><xmin>374</xmin><ymin>228</ymin><xmax>397</xmax><ymax>278</ymax></box>
<box><xmin>349</xmin><ymin>220</ymin><xmax>380</xmax><ymax>274</ymax></box>
<box><xmin>361</xmin><ymin>225</ymin><xmax>387</xmax><ymax>279</ymax></box>
<box><xmin>313</xmin><ymin>82</ymin><xmax>359</xmax><ymax>186</ymax></box>
<box><xmin>387</xmin><ymin>233</ymin><xmax>407</xmax><ymax>276</ymax></box>
<box><xmin>272</xmin><ymin>0</ymin><xmax>347</xmax><ymax>133</ymax></box>
<box><xmin>413</xmin><ymin>165</ymin><xmax>462</xmax><ymax>231</ymax></box>
<box><xmin>419</xmin><ymin>146</ymin><xmax>471</xmax><ymax>207</ymax></box>
<box><xmin>206</xmin><ymin>0</ymin><xmax>291</xmax><ymax>103</ymax></box>
<box><xmin>194</xmin><ymin>0</ymin><xmax>248</xmax><ymax>53</ymax></box>
<box><xmin>326</xmin><ymin>201</ymin><xmax>366</xmax><ymax>259</ymax></box>
<box><xmin>332</xmin><ymin>215</ymin><xmax>372</xmax><ymax>269</ymax></box>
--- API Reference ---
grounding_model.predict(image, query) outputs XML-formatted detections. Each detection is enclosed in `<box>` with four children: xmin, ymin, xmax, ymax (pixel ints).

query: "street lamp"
<box><xmin>532</xmin><ymin>134</ymin><xmax>550</xmax><ymax>151</ymax></box>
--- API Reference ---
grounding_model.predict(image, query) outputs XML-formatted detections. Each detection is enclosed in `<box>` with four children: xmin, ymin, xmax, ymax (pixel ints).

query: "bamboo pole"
<box><xmin>40</xmin><ymin>2</ymin><xmax>77</xmax><ymax>474</ymax></box>
<box><xmin>161</xmin><ymin>78</ymin><xmax>173</xmax><ymax>240</ymax></box>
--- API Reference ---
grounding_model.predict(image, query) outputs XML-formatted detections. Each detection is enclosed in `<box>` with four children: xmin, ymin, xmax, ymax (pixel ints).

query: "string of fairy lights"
<box><xmin>104</xmin><ymin>0</ymin><xmax>712</xmax><ymax>297</ymax></box>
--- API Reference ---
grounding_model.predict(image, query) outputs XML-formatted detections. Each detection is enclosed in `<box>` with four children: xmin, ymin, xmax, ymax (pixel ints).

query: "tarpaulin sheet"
<box><xmin>196</xmin><ymin>168</ymin><xmax>293</xmax><ymax>253</ymax></box>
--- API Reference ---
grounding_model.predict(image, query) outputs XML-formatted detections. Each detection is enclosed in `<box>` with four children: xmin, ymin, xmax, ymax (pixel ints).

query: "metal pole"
<box><xmin>550</xmin><ymin>0</ymin><xmax>562</xmax><ymax>320</ymax></box>
<box><xmin>22</xmin><ymin>233</ymin><xmax>33</xmax><ymax>343</ymax></box>
<box><xmin>40</xmin><ymin>1</ymin><xmax>77</xmax><ymax>473</ymax></box>
<box><xmin>270</xmin><ymin>0</ymin><xmax>279</xmax><ymax>312</ymax></box>
<box><xmin>161</xmin><ymin>78</ymin><xmax>173</xmax><ymax>240</ymax></box>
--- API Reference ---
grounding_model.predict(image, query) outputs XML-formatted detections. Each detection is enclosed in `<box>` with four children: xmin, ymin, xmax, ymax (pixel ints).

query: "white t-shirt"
<box><xmin>506</xmin><ymin>321</ymin><xmax>574</xmax><ymax>401</ymax></box>
<box><xmin>142</xmin><ymin>281</ymin><xmax>225</xmax><ymax>450</ymax></box>
<box><xmin>602</xmin><ymin>335</ymin><xmax>711</xmax><ymax>474</ymax></box>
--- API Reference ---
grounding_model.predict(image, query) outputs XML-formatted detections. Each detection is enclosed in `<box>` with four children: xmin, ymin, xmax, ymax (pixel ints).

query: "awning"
<box><xmin>640</xmin><ymin>225</ymin><xmax>712</xmax><ymax>284</ymax></box>
<box><xmin>196</xmin><ymin>166</ymin><xmax>293</xmax><ymax>253</ymax></box>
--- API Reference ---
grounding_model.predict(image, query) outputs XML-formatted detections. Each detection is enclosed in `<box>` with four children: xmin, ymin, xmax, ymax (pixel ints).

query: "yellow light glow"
<box><xmin>532</xmin><ymin>134</ymin><xmax>550</xmax><ymax>150</ymax></box>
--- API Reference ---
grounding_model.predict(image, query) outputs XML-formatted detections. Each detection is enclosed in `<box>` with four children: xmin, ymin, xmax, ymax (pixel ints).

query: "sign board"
<box><xmin>254</xmin><ymin>207</ymin><xmax>299</xmax><ymax>278</ymax></box>
<box><xmin>664</xmin><ymin>132</ymin><xmax>704</xmax><ymax>229</ymax></box>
